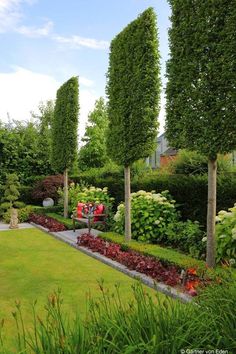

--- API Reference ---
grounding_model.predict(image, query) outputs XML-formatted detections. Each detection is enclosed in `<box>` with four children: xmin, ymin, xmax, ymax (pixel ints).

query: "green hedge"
<box><xmin>71</xmin><ymin>172</ymin><xmax>236</xmax><ymax>227</ymax></box>
<box><xmin>99</xmin><ymin>232</ymin><xmax>205</xmax><ymax>270</ymax></box>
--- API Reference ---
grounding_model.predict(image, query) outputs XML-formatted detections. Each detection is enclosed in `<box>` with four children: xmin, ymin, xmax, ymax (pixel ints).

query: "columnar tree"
<box><xmin>51</xmin><ymin>77</ymin><xmax>79</xmax><ymax>217</ymax></box>
<box><xmin>106</xmin><ymin>8</ymin><xmax>161</xmax><ymax>241</ymax></box>
<box><xmin>166</xmin><ymin>0</ymin><xmax>236</xmax><ymax>267</ymax></box>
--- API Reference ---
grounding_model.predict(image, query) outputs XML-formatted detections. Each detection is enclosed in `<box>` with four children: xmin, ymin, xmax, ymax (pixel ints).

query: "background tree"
<box><xmin>51</xmin><ymin>77</ymin><xmax>79</xmax><ymax>217</ymax></box>
<box><xmin>106</xmin><ymin>7</ymin><xmax>161</xmax><ymax>241</ymax></box>
<box><xmin>78</xmin><ymin>97</ymin><xmax>109</xmax><ymax>170</ymax></box>
<box><xmin>0</xmin><ymin>112</ymin><xmax>54</xmax><ymax>184</ymax></box>
<box><xmin>166</xmin><ymin>0</ymin><xmax>236</xmax><ymax>267</ymax></box>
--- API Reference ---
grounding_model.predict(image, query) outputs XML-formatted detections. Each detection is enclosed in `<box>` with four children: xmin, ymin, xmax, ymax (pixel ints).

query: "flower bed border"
<box><xmin>78</xmin><ymin>234</ymin><xmax>200</xmax><ymax>298</ymax></box>
<box><xmin>30</xmin><ymin>222</ymin><xmax>193</xmax><ymax>303</ymax></box>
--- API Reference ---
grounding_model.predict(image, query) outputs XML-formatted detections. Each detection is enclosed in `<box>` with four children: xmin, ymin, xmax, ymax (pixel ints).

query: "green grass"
<box><xmin>100</xmin><ymin>232</ymin><xmax>207</xmax><ymax>269</ymax></box>
<box><xmin>0</xmin><ymin>228</ymin><xmax>164</xmax><ymax>347</ymax></box>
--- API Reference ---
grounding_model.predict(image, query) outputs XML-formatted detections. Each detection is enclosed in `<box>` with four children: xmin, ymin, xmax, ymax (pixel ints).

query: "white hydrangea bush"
<box><xmin>214</xmin><ymin>203</ymin><xmax>236</xmax><ymax>266</ymax></box>
<box><xmin>114</xmin><ymin>190</ymin><xmax>178</xmax><ymax>243</ymax></box>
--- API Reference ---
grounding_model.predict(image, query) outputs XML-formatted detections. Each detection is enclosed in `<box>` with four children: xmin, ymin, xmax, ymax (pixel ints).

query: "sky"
<box><xmin>0</xmin><ymin>0</ymin><xmax>171</xmax><ymax>139</ymax></box>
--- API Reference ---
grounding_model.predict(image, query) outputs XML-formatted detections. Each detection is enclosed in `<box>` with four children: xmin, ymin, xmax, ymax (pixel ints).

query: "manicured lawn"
<box><xmin>0</xmin><ymin>227</ymin><xmax>164</xmax><ymax>346</ymax></box>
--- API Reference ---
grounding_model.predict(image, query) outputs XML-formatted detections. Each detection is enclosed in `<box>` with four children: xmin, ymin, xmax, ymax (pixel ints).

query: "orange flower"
<box><xmin>187</xmin><ymin>268</ymin><xmax>197</xmax><ymax>275</ymax></box>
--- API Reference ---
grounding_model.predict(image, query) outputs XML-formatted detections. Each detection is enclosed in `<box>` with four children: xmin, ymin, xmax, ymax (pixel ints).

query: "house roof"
<box><xmin>160</xmin><ymin>147</ymin><xmax>178</xmax><ymax>156</ymax></box>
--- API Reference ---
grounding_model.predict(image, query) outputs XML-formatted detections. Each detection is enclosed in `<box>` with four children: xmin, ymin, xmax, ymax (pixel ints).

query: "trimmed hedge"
<box><xmin>99</xmin><ymin>232</ymin><xmax>205</xmax><ymax>270</ymax></box>
<box><xmin>71</xmin><ymin>172</ymin><xmax>236</xmax><ymax>227</ymax></box>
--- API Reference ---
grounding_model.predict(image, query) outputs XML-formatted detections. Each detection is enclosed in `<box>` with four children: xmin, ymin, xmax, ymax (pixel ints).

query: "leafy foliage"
<box><xmin>71</xmin><ymin>172</ymin><xmax>236</xmax><ymax>226</ymax></box>
<box><xmin>100</xmin><ymin>232</ymin><xmax>205</xmax><ymax>269</ymax></box>
<box><xmin>165</xmin><ymin>220</ymin><xmax>205</xmax><ymax>259</ymax></box>
<box><xmin>215</xmin><ymin>204</ymin><xmax>236</xmax><ymax>266</ymax></box>
<box><xmin>166</xmin><ymin>0</ymin><xmax>236</xmax><ymax>158</ymax></box>
<box><xmin>51</xmin><ymin>77</ymin><xmax>79</xmax><ymax>172</ymax></box>
<box><xmin>106</xmin><ymin>7</ymin><xmax>161</xmax><ymax>166</ymax></box>
<box><xmin>3</xmin><ymin>174</ymin><xmax>20</xmax><ymax>203</ymax></box>
<box><xmin>58</xmin><ymin>184</ymin><xmax>114</xmax><ymax>216</ymax></box>
<box><xmin>1</xmin><ymin>173</ymin><xmax>20</xmax><ymax>208</ymax></box>
<box><xmin>31</xmin><ymin>175</ymin><xmax>69</xmax><ymax>203</ymax></box>
<box><xmin>78</xmin><ymin>234</ymin><xmax>181</xmax><ymax>287</ymax></box>
<box><xmin>0</xmin><ymin>109</ymin><xmax>54</xmax><ymax>184</ymax></box>
<box><xmin>78</xmin><ymin>97</ymin><xmax>109</xmax><ymax>170</ymax></box>
<box><xmin>2</xmin><ymin>282</ymin><xmax>236</xmax><ymax>353</ymax></box>
<box><xmin>170</xmin><ymin>150</ymin><xmax>233</xmax><ymax>175</ymax></box>
<box><xmin>29</xmin><ymin>213</ymin><xmax>66</xmax><ymax>232</ymax></box>
<box><xmin>114</xmin><ymin>190</ymin><xmax>178</xmax><ymax>242</ymax></box>
<box><xmin>3</xmin><ymin>205</ymin><xmax>35</xmax><ymax>223</ymax></box>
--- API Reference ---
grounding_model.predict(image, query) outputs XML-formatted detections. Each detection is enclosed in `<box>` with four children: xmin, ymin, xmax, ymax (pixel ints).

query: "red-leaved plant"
<box><xmin>77</xmin><ymin>234</ymin><xmax>181</xmax><ymax>287</ymax></box>
<box><xmin>29</xmin><ymin>213</ymin><xmax>66</xmax><ymax>232</ymax></box>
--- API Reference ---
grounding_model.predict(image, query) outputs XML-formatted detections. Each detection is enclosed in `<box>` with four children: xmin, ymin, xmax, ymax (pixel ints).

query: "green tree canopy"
<box><xmin>106</xmin><ymin>7</ymin><xmax>161</xmax><ymax>167</ymax></box>
<box><xmin>166</xmin><ymin>0</ymin><xmax>236</xmax><ymax>158</ymax></box>
<box><xmin>78</xmin><ymin>97</ymin><xmax>109</xmax><ymax>170</ymax></box>
<box><xmin>0</xmin><ymin>108</ymin><xmax>54</xmax><ymax>184</ymax></box>
<box><xmin>106</xmin><ymin>7</ymin><xmax>161</xmax><ymax>241</ymax></box>
<box><xmin>51</xmin><ymin>77</ymin><xmax>79</xmax><ymax>173</ymax></box>
<box><xmin>51</xmin><ymin>76</ymin><xmax>79</xmax><ymax>217</ymax></box>
<box><xmin>166</xmin><ymin>0</ymin><xmax>236</xmax><ymax>267</ymax></box>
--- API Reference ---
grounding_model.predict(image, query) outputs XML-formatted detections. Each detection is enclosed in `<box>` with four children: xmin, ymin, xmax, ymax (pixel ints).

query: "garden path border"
<box><xmin>30</xmin><ymin>222</ymin><xmax>192</xmax><ymax>303</ymax></box>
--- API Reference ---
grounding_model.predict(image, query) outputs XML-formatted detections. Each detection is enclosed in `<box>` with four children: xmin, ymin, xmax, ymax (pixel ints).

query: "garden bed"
<box><xmin>29</xmin><ymin>213</ymin><xmax>66</xmax><ymax>232</ymax></box>
<box><xmin>77</xmin><ymin>233</ymin><xmax>203</xmax><ymax>296</ymax></box>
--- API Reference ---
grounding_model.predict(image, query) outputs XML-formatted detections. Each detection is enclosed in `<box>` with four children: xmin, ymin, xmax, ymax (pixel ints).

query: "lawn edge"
<box><xmin>30</xmin><ymin>222</ymin><xmax>192</xmax><ymax>303</ymax></box>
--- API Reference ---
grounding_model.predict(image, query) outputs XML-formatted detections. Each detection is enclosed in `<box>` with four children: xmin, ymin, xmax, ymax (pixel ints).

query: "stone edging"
<box><xmin>30</xmin><ymin>222</ymin><xmax>192</xmax><ymax>303</ymax></box>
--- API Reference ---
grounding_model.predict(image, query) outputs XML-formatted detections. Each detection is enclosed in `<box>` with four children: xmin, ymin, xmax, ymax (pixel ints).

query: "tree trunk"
<box><xmin>124</xmin><ymin>166</ymin><xmax>131</xmax><ymax>242</ymax></box>
<box><xmin>64</xmin><ymin>168</ymin><xmax>68</xmax><ymax>218</ymax></box>
<box><xmin>206</xmin><ymin>158</ymin><xmax>217</xmax><ymax>268</ymax></box>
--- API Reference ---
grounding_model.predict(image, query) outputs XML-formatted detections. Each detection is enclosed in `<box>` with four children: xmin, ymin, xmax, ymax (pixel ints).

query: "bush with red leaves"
<box><xmin>31</xmin><ymin>175</ymin><xmax>72</xmax><ymax>203</ymax></box>
<box><xmin>29</xmin><ymin>213</ymin><xmax>66</xmax><ymax>232</ymax></box>
<box><xmin>77</xmin><ymin>234</ymin><xmax>181</xmax><ymax>287</ymax></box>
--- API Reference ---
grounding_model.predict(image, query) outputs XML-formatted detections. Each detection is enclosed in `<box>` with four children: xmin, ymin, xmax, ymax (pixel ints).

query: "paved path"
<box><xmin>0</xmin><ymin>222</ymin><xmax>34</xmax><ymax>231</ymax></box>
<box><xmin>52</xmin><ymin>228</ymin><xmax>100</xmax><ymax>244</ymax></box>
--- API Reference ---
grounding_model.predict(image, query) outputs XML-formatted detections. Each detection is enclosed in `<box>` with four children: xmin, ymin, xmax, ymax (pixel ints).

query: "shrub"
<box><xmin>0</xmin><ymin>174</ymin><xmax>24</xmax><ymax>217</ymax></box>
<box><xmin>2</xmin><ymin>205</ymin><xmax>35</xmax><ymax>223</ymax></box>
<box><xmin>31</xmin><ymin>175</ymin><xmax>70</xmax><ymax>203</ymax></box>
<box><xmin>0</xmin><ymin>202</ymin><xmax>12</xmax><ymax>216</ymax></box>
<box><xmin>18</xmin><ymin>185</ymin><xmax>34</xmax><ymax>204</ymax></box>
<box><xmin>169</xmin><ymin>149</ymin><xmax>232</xmax><ymax>175</ymax></box>
<box><xmin>71</xmin><ymin>171</ymin><xmax>236</xmax><ymax>227</ymax></box>
<box><xmin>165</xmin><ymin>220</ymin><xmax>206</xmax><ymax>259</ymax></box>
<box><xmin>214</xmin><ymin>203</ymin><xmax>236</xmax><ymax>266</ymax></box>
<box><xmin>114</xmin><ymin>190</ymin><xmax>178</xmax><ymax>243</ymax></box>
<box><xmin>1</xmin><ymin>173</ymin><xmax>20</xmax><ymax>207</ymax></box>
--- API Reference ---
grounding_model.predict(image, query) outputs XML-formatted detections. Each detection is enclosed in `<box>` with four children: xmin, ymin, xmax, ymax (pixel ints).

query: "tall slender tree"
<box><xmin>106</xmin><ymin>8</ymin><xmax>161</xmax><ymax>241</ymax></box>
<box><xmin>51</xmin><ymin>77</ymin><xmax>79</xmax><ymax>217</ymax></box>
<box><xmin>166</xmin><ymin>0</ymin><xmax>236</xmax><ymax>267</ymax></box>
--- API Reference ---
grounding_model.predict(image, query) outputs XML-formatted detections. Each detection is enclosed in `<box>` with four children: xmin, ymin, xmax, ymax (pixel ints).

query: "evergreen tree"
<box><xmin>106</xmin><ymin>8</ymin><xmax>161</xmax><ymax>241</ymax></box>
<box><xmin>166</xmin><ymin>0</ymin><xmax>236</xmax><ymax>267</ymax></box>
<box><xmin>3</xmin><ymin>173</ymin><xmax>20</xmax><ymax>207</ymax></box>
<box><xmin>51</xmin><ymin>77</ymin><xmax>79</xmax><ymax>217</ymax></box>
